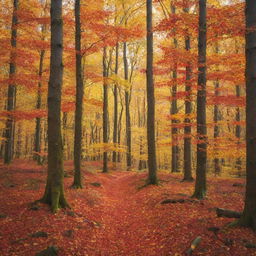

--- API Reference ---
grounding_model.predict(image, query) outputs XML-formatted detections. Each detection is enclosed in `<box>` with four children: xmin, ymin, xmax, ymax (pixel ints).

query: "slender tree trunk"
<box><xmin>183</xmin><ymin>7</ymin><xmax>193</xmax><ymax>181</ymax></box>
<box><xmin>138</xmin><ymin>96</ymin><xmax>147</xmax><ymax>170</ymax></box>
<box><xmin>238</xmin><ymin>0</ymin><xmax>256</xmax><ymax>229</ymax></box>
<box><xmin>112</xmin><ymin>43</ymin><xmax>119</xmax><ymax>163</ymax></box>
<box><xmin>146</xmin><ymin>0</ymin><xmax>157</xmax><ymax>184</ymax></box>
<box><xmin>117</xmin><ymin>101</ymin><xmax>123</xmax><ymax>163</ymax></box>
<box><xmin>235</xmin><ymin>85</ymin><xmax>242</xmax><ymax>175</ymax></box>
<box><xmin>4</xmin><ymin>0</ymin><xmax>18</xmax><ymax>164</ymax></box>
<box><xmin>213</xmin><ymin>43</ymin><xmax>221</xmax><ymax>176</ymax></box>
<box><xmin>34</xmin><ymin>48</ymin><xmax>45</xmax><ymax>164</ymax></box>
<box><xmin>102</xmin><ymin>47</ymin><xmax>108</xmax><ymax>173</ymax></box>
<box><xmin>62</xmin><ymin>112</ymin><xmax>67</xmax><ymax>160</ymax></box>
<box><xmin>123</xmin><ymin>42</ymin><xmax>132</xmax><ymax>170</ymax></box>
<box><xmin>170</xmin><ymin>4</ymin><xmax>179</xmax><ymax>173</ymax></box>
<box><xmin>16</xmin><ymin>122</ymin><xmax>22</xmax><ymax>158</ymax></box>
<box><xmin>192</xmin><ymin>0</ymin><xmax>207</xmax><ymax>199</ymax></box>
<box><xmin>72</xmin><ymin>0</ymin><xmax>84</xmax><ymax>188</ymax></box>
<box><xmin>40</xmin><ymin>0</ymin><xmax>69</xmax><ymax>213</ymax></box>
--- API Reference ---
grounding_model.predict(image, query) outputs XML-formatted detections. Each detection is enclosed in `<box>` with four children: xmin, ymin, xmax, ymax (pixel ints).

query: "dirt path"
<box><xmin>93</xmin><ymin>172</ymin><xmax>147</xmax><ymax>255</ymax></box>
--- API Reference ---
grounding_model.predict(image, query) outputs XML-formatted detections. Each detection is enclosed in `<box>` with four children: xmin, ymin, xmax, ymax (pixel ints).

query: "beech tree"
<box><xmin>34</xmin><ymin>21</ymin><xmax>46</xmax><ymax>165</ymax></box>
<box><xmin>4</xmin><ymin>0</ymin><xmax>19</xmax><ymax>164</ymax></box>
<box><xmin>72</xmin><ymin>0</ymin><xmax>84</xmax><ymax>188</ymax></box>
<box><xmin>146</xmin><ymin>0</ymin><xmax>157</xmax><ymax>185</ymax></box>
<box><xmin>40</xmin><ymin>0</ymin><xmax>69</xmax><ymax>212</ymax></box>
<box><xmin>238</xmin><ymin>0</ymin><xmax>256</xmax><ymax>230</ymax></box>
<box><xmin>102</xmin><ymin>46</ymin><xmax>109</xmax><ymax>173</ymax></box>
<box><xmin>183</xmin><ymin>2</ymin><xmax>193</xmax><ymax>181</ymax></box>
<box><xmin>112</xmin><ymin>43</ymin><xmax>119</xmax><ymax>164</ymax></box>
<box><xmin>123</xmin><ymin>41</ymin><xmax>132</xmax><ymax>170</ymax></box>
<box><xmin>192</xmin><ymin>0</ymin><xmax>207</xmax><ymax>199</ymax></box>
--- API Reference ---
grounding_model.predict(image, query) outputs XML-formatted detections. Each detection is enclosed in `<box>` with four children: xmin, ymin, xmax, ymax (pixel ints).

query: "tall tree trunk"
<box><xmin>146</xmin><ymin>0</ymin><xmax>157</xmax><ymax>184</ymax></box>
<box><xmin>238</xmin><ymin>0</ymin><xmax>256</xmax><ymax>229</ymax></box>
<box><xmin>72</xmin><ymin>0</ymin><xmax>84</xmax><ymax>188</ymax></box>
<box><xmin>102</xmin><ymin>47</ymin><xmax>108</xmax><ymax>173</ymax></box>
<box><xmin>123</xmin><ymin>42</ymin><xmax>132</xmax><ymax>170</ymax></box>
<box><xmin>34</xmin><ymin>48</ymin><xmax>45</xmax><ymax>165</ymax></box>
<box><xmin>117</xmin><ymin>101</ymin><xmax>123</xmax><ymax>163</ymax></box>
<box><xmin>112</xmin><ymin>43</ymin><xmax>119</xmax><ymax>164</ymax></box>
<box><xmin>213</xmin><ymin>43</ymin><xmax>221</xmax><ymax>176</ymax></box>
<box><xmin>192</xmin><ymin>0</ymin><xmax>207</xmax><ymax>199</ymax></box>
<box><xmin>235</xmin><ymin>86</ymin><xmax>242</xmax><ymax>174</ymax></box>
<box><xmin>138</xmin><ymin>96</ymin><xmax>147</xmax><ymax>170</ymax></box>
<box><xmin>183</xmin><ymin>4</ymin><xmax>193</xmax><ymax>181</ymax></box>
<box><xmin>16</xmin><ymin>122</ymin><xmax>22</xmax><ymax>158</ymax></box>
<box><xmin>4</xmin><ymin>0</ymin><xmax>18</xmax><ymax>164</ymax></box>
<box><xmin>40</xmin><ymin>0</ymin><xmax>69</xmax><ymax>213</ymax></box>
<box><xmin>170</xmin><ymin>4</ymin><xmax>179</xmax><ymax>173</ymax></box>
<box><xmin>62</xmin><ymin>112</ymin><xmax>68</xmax><ymax>160</ymax></box>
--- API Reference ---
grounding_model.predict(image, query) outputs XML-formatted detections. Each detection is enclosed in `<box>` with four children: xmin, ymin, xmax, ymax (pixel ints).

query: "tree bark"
<box><xmin>192</xmin><ymin>0</ymin><xmax>207</xmax><ymax>199</ymax></box>
<box><xmin>72</xmin><ymin>0</ymin><xmax>84</xmax><ymax>188</ymax></box>
<box><xmin>112</xmin><ymin>43</ymin><xmax>119</xmax><ymax>164</ymax></box>
<box><xmin>146</xmin><ymin>0</ymin><xmax>157</xmax><ymax>185</ymax></box>
<box><xmin>123</xmin><ymin>42</ymin><xmax>132</xmax><ymax>170</ymax></box>
<box><xmin>40</xmin><ymin>0</ymin><xmax>69</xmax><ymax>213</ymax></box>
<box><xmin>34</xmin><ymin>48</ymin><xmax>45</xmax><ymax>165</ymax></box>
<box><xmin>238</xmin><ymin>0</ymin><xmax>256</xmax><ymax>230</ymax></box>
<box><xmin>102</xmin><ymin>47</ymin><xmax>108</xmax><ymax>173</ymax></box>
<box><xmin>4</xmin><ymin>0</ymin><xmax>18</xmax><ymax>164</ymax></box>
<box><xmin>170</xmin><ymin>4</ymin><xmax>179</xmax><ymax>173</ymax></box>
<box><xmin>235</xmin><ymin>85</ymin><xmax>242</xmax><ymax>175</ymax></box>
<box><xmin>183</xmin><ymin>4</ymin><xmax>193</xmax><ymax>181</ymax></box>
<box><xmin>213</xmin><ymin>43</ymin><xmax>221</xmax><ymax>176</ymax></box>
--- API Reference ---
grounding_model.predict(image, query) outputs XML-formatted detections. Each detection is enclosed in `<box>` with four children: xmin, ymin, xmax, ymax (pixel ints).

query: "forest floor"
<box><xmin>0</xmin><ymin>160</ymin><xmax>256</xmax><ymax>256</ymax></box>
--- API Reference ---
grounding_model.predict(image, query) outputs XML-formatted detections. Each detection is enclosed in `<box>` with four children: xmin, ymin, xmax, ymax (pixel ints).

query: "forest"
<box><xmin>1</xmin><ymin>0</ymin><xmax>256</xmax><ymax>255</ymax></box>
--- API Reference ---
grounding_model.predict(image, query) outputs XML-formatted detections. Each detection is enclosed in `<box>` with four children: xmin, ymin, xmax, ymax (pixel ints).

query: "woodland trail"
<box><xmin>89</xmin><ymin>171</ymin><xmax>155</xmax><ymax>255</ymax></box>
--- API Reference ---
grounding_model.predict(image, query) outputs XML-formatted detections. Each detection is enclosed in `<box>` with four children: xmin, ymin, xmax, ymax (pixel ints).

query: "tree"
<box><xmin>146</xmin><ymin>0</ymin><xmax>157</xmax><ymax>185</ymax></box>
<box><xmin>123</xmin><ymin>41</ymin><xmax>132</xmax><ymax>170</ymax></box>
<box><xmin>40</xmin><ymin>0</ymin><xmax>69</xmax><ymax>213</ymax></box>
<box><xmin>170</xmin><ymin>3</ymin><xmax>179</xmax><ymax>174</ymax></box>
<box><xmin>192</xmin><ymin>0</ymin><xmax>207</xmax><ymax>199</ymax></box>
<box><xmin>4</xmin><ymin>0</ymin><xmax>19</xmax><ymax>164</ymax></box>
<box><xmin>34</xmin><ymin>22</ymin><xmax>46</xmax><ymax>165</ymax></box>
<box><xmin>238</xmin><ymin>0</ymin><xmax>256</xmax><ymax>230</ymax></box>
<box><xmin>102</xmin><ymin>46</ymin><xmax>109</xmax><ymax>173</ymax></box>
<box><xmin>112</xmin><ymin>43</ymin><xmax>119</xmax><ymax>164</ymax></box>
<box><xmin>183</xmin><ymin>2</ymin><xmax>193</xmax><ymax>181</ymax></box>
<box><xmin>72</xmin><ymin>0</ymin><xmax>84</xmax><ymax>188</ymax></box>
<box><xmin>213</xmin><ymin>43</ymin><xmax>221</xmax><ymax>176</ymax></box>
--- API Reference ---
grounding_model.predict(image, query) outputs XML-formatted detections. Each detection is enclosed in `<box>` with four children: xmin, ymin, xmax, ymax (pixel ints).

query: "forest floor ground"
<box><xmin>0</xmin><ymin>160</ymin><xmax>256</xmax><ymax>256</ymax></box>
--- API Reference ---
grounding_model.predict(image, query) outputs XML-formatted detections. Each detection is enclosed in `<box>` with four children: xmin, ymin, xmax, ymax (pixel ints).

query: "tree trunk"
<box><xmin>170</xmin><ymin>4</ymin><xmax>179</xmax><ymax>173</ymax></box>
<box><xmin>40</xmin><ymin>0</ymin><xmax>69</xmax><ymax>213</ymax></box>
<box><xmin>102</xmin><ymin>47</ymin><xmax>108</xmax><ymax>173</ymax></box>
<box><xmin>192</xmin><ymin>0</ymin><xmax>207</xmax><ymax>199</ymax></box>
<box><xmin>235</xmin><ymin>85</ymin><xmax>242</xmax><ymax>175</ymax></box>
<box><xmin>117</xmin><ymin>100</ymin><xmax>123</xmax><ymax>163</ymax></box>
<box><xmin>146</xmin><ymin>0</ymin><xmax>157</xmax><ymax>185</ymax></box>
<box><xmin>4</xmin><ymin>0</ymin><xmax>18</xmax><ymax>164</ymax></box>
<box><xmin>213</xmin><ymin>43</ymin><xmax>221</xmax><ymax>176</ymax></box>
<box><xmin>112</xmin><ymin>43</ymin><xmax>119</xmax><ymax>163</ymax></box>
<box><xmin>238</xmin><ymin>0</ymin><xmax>256</xmax><ymax>230</ymax></box>
<box><xmin>72</xmin><ymin>0</ymin><xmax>84</xmax><ymax>188</ymax></box>
<box><xmin>123</xmin><ymin>42</ymin><xmax>132</xmax><ymax>170</ymax></box>
<box><xmin>16</xmin><ymin>122</ymin><xmax>22</xmax><ymax>158</ymax></box>
<box><xmin>138</xmin><ymin>96</ymin><xmax>147</xmax><ymax>170</ymax></box>
<box><xmin>183</xmin><ymin>5</ymin><xmax>193</xmax><ymax>181</ymax></box>
<box><xmin>34</xmin><ymin>48</ymin><xmax>45</xmax><ymax>165</ymax></box>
